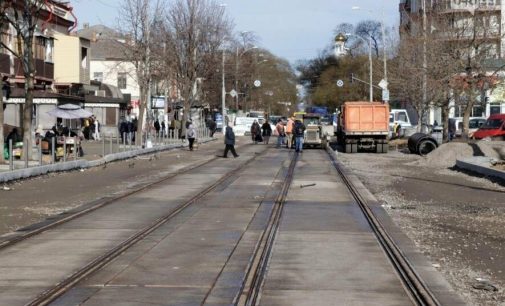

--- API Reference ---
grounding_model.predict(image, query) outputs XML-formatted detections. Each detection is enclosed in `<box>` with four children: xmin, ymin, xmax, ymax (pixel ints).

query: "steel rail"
<box><xmin>327</xmin><ymin>149</ymin><xmax>441</xmax><ymax>306</ymax></box>
<box><xmin>25</xmin><ymin>148</ymin><xmax>267</xmax><ymax>306</ymax></box>
<box><xmin>237</xmin><ymin>152</ymin><xmax>298</xmax><ymax>306</ymax></box>
<box><xmin>0</xmin><ymin>143</ymin><xmax>251</xmax><ymax>252</ymax></box>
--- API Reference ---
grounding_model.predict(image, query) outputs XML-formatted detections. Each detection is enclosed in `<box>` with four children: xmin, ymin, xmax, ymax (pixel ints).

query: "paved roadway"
<box><xmin>0</xmin><ymin>142</ymin><xmax>462</xmax><ymax>305</ymax></box>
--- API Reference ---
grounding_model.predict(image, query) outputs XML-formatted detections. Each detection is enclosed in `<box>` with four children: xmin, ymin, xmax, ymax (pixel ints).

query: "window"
<box><xmin>490</xmin><ymin>103</ymin><xmax>501</xmax><ymax>115</ymax></box>
<box><xmin>93</xmin><ymin>72</ymin><xmax>103</xmax><ymax>82</ymax></box>
<box><xmin>117</xmin><ymin>72</ymin><xmax>127</xmax><ymax>89</ymax></box>
<box><xmin>45</xmin><ymin>38</ymin><xmax>54</xmax><ymax>62</ymax></box>
<box><xmin>81</xmin><ymin>47</ymin><xmax>88</xmax><ymax>68</ymax></box>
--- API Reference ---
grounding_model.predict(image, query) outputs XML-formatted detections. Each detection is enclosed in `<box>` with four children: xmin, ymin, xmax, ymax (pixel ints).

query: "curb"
<box><xmin>0</xmin><ymin>138</ymin><xmax>216</xmax><ymax>183</ymax></box>
<box><xmin>456</xmin><ymin>157</ymin><xmax>505</xmax><ymax>181</ymax></box>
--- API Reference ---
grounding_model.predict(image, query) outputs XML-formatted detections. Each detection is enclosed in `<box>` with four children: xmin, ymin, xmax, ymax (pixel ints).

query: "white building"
<box><xmin>400</xmin><ymin>0</ymin><xmax>505</xmax><ymax>122</ymax></box>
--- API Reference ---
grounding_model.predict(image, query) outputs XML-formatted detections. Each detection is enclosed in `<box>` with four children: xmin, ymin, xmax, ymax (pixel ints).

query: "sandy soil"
<box><xmin>337</xmin><ymin>142</ymin><xmax>505</xmax><ymax>306</ymax></box>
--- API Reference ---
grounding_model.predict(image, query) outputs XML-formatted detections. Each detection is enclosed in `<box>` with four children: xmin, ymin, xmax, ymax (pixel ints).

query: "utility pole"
<box><xmin>235</xmin><ymin>47</ymin><xmax>239</xmax><ymax>110</ymax></box>
<box><xmin>222</xmin><ymin>49</ymin><xmax>226</xmax><ymax>122</ymax></box>
<box><xmin>381</xmin><ymin>8</ymin><xmax>388</xmax><ymax>102</ymax></box>
<box><xmin>422</xmin><ymin>0</ymin><xmax>428</xmax><ymax>132</ymax></box>
<box><xmin>369</xmin><ymin>35</ymin><xmax>373</xmax><ymax>102</ymax></box>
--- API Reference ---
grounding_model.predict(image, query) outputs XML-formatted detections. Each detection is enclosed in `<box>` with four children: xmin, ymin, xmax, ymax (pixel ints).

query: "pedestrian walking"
<box><xmin>207</xmin><ymin>118</ymin><xmax>217</xmax><ymax>137</ymax></box>
<box><xmin>186</xmin><ymin>124</ymin><xmax>196</xmax><ymax>151</ymax></box>
<box><xmin>161</xmin><ymin>121</ymin><xmax>166</xmax><ymax>137</ymax></box>
<box><xmin>220</xmin><ymin>124</ymin><xmax>239</xmax><ymax>158</ymax></box>
<box><xmin>286</xmin><ymin>117</ymin><xmax>294</xmax><ymax>149</ymax></box>
<box><xmin>93</xmin><ymin>119</ymin><xmax>101</xmax><ymax>141</ymax></box>
<box><xmin>250</xmin><ymin>120</ymin><xmax>259</xmax><ymax>143</ymax></box>
<box><xmin>261</xmin><ymin>121</ymin><xmax>272</xmax><ymax>144</ymax></box>
<box><xmin>154</xmin><ymin>119</ymin><xmax>161</xmax><ymax>136</ymax></box>
<box><xmin>275</xmin><ymin>119</ymin><xmax>285</xmax><ymax>148</ymax></box>
<box><xmin>293</xmin><ymin>119</ymin><xmax>305</xmax><ymax>153</ymax></box>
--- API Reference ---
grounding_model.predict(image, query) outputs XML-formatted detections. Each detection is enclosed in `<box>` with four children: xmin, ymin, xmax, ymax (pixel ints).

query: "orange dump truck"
<box><xmin>336</xmin><ymin>101</ymin><xmax>390</xmax><ymax>153</ymax></box>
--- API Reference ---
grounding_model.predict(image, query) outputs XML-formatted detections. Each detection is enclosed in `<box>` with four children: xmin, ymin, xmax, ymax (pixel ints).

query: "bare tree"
<box><xmin>355</xmin><ymin>20</ymin><xmax>383</xmax><ymax>58</ymax></box>
<box><xmin>162</xmin><ymin>0</ymin><xmax>232</xmax><ymax>130</ymax></box>
<box><xmin>117</xmin><ymin>0</ymin><xmax>164</xmax><ymax>145</ymax></box>
<box><xmin>0</xmin><ymin>0</ymin><xmax>46</xmax><ymax>159</ymax></box>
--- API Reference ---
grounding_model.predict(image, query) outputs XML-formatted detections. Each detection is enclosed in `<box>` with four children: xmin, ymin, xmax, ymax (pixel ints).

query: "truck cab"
<box><xmin>389</xmin><ymin>109</ymin><xmax>416</xmax><ymax>137</ymax></box>
<box><xmin>302</xmin><ymin>114</ymin><xmax>327</xmax><ymax>148</ymax></box>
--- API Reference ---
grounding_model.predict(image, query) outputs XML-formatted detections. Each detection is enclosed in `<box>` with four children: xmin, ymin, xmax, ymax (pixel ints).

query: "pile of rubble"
<box><xmin>417</xmin><ymin>141</ymin><xmax>504</xmax><ymax>168</ymax></box>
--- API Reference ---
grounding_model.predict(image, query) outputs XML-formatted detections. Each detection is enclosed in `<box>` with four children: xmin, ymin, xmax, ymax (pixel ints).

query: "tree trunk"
<box><xmin>23</xmin><ymin>74</ymin><xmax>34</xmax><ymax>160</ymax></box>
<box><xmin>0</xmin><ymin>93</ymin><xmax>4</xmax><ymax>163</ymax></box>
<box><xmin>461</xmin><ymin>90</ymin><xmax>475</xmax><ymax>141</ymax></box>
<box><xmin>137</xmin><ymin>87</ymin><xmax>147</xmax><ymax>147</ymax></box>
<box><xmin>441</xmin><ymin>104</ymin><xmax>450</xmax><ymax>143</ymax></box>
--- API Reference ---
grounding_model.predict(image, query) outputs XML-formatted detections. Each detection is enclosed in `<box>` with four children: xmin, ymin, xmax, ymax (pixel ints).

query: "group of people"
<box><xmin>118</xmin><ymin>118</ymin><xmax>138</xmax><ymax>144</ymax></box>
<box><xmin>82</xmin><ymin>116</ymin><xmax>101</xmax><ymax>141</ymax></box>
<box><xmin>275</xmin><ymin>117</ymin><xmax>306</xmax><ymax>153</ymax></box>
<box><xmin>250</xmin><ymin>120</ymin><xmax>272</xmax><ymax>145</ymax></box>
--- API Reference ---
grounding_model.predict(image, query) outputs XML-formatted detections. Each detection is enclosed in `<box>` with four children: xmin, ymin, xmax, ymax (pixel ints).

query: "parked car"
<box><xmin>452</xmin><ymin>117</ymin><xmax>487</xmax><ymax>137</ymax></box>
<box><xmin>472</xmin><ymin>114</ymin><xmax>505</xmax><ymax>140</ymax></box>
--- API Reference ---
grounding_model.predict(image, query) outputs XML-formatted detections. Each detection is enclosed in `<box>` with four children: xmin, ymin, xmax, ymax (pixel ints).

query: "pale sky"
<box><xmin>71</xmin><ymin>0</ymin><xmax>400</xmax><ymax>64</ymax></box>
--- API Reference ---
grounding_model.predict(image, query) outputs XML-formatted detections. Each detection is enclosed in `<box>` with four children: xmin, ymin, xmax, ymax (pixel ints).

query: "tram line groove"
<box><xmin>237</xmin><ymin>151</ymin><xmax>298</xmax><ymax>306</ymax></box>
<box><xmin>326</xmin><ymin>148</ymin><xmax>441</xmax><ymax>306</ymax></box>
<box><xmin>0</xmin><ymin>144</ymin><xmax>251</xmax><ymax>252</ymax></box>
<box><xmin>24</xmin><ymin>146</ymin><xmax>268</xmax><ymax>306</ymax></box>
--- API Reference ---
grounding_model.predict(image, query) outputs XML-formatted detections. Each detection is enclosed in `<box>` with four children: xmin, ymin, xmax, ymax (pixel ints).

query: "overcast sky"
<box><xmin>71</xmin><ymin>0</ymin><xmax>400</xmax><ymax>64</ymax></box>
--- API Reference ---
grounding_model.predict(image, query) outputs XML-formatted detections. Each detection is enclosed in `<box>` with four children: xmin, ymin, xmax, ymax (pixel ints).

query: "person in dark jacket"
<box><xmin>5</xmin><ymin>128</ymin><xmax>21</xmax><ymax>145</ymax></box>
<box><xmin>261</xmin><ymin>121</ymin><xmax>272</xmax><ymax>144</ymax></box>
<box><xmin>154</xmin><ymin>119</ymin><xmax>161</xmax><ymax>136</ymax></box>
<box><xmin>221</xmin><ymin>124</ymin><xmax>239</xmax><ymax>158</ymax></box>
<box><xmin>293</xmin><ymin>119</ymin><xmax>306</xmax><ymax>153</ymax></box>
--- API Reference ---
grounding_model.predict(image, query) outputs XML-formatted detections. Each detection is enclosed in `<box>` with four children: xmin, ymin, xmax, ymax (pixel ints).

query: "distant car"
<box><xmin>452</xmin><ymin>117</ymin><xmax>486</xmax><ymax>137</ymax></box>
<box><xmin>473</xmin><ymin>114</ymin><xmax>505</xmax><ymax>140</ymax></box>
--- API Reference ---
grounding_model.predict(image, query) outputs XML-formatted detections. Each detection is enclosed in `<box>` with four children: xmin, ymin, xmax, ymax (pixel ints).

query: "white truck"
<box><xmin>390</xmin><ymin>109</ymin><xmax>416</xmax><ymax>137</ymax></box>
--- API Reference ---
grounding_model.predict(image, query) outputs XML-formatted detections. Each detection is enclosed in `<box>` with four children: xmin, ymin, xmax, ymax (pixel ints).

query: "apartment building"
<box><xmin>1</xmin><ymin>0</ymin><xmax>82</xmax><ymax>130</ymax></box>
<box><xmin>399</xmin><ymin>0</ymin><xmax>505</xmax><ymax>120</ymax></box>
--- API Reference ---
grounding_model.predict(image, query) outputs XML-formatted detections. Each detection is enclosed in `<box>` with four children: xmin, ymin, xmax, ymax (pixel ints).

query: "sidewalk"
<box><xmin>0</xmin><ymin>136</ymin><xmax>215</xmax><ymax>183</ymax></box>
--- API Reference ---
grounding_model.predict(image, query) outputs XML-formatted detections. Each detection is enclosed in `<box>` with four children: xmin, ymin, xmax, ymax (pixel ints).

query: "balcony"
<box><xmin>14</xmin><ymin>58</ymin><xmax>54</xmax><ymax>81</ymax></box>
<box><xmin>0</xmin><ymin>53</ymin><xmax>9</xmax><ymax>75</ymax></box>
<box><xmin>437</xmin><ymin>0</ymin><xmax>501</xmax><ymax>13</ymax></box>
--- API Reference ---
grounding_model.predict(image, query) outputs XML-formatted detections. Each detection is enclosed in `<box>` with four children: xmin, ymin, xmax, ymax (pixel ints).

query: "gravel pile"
<box><xmin>414</xmin><ymin>141</ymin><xmax>505</xmax><ymax>169</ymax></box>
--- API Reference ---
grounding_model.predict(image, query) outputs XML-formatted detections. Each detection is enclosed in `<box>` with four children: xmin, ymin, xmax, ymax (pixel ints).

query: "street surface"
<box><xmin>0</xmin><ymin>139</ymin><xmax>464</xmax><ymax>305</ymax></box>
<box><xmin>338</xmin><ymin>149</ymin><xmax>505</xmax><ymax>306</ymax></box>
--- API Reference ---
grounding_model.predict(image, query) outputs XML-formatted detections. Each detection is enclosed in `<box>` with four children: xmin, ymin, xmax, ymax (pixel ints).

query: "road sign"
<box><xmin>382</xmin><ymin>89</ymin><xmax>390</xmax><ymax>101</ymax></box>
<box><xmin>379</xmin><ymin>79</ymin><xmax>389</xmax><ymax>90</ymax></box>
<box><xmin>254</xmin><ymin>80</ymin><xmax>261</xmax><ymax>87</ymax></box>
<box><xmin>229</xmin><ymin>89</ymin><xmax>237</xmax><ymax>98</ymax></box>
<box><xmin>336</xmin><ymin>79</ymin><xmax>344</xmax><ymax>87</ymax></box>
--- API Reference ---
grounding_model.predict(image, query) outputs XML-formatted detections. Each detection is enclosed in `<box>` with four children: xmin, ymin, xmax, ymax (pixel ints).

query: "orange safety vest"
<box><xmin>286</xmin><ymin>119</ymin><xmax>294</xmax><ymax>133</ymax></box>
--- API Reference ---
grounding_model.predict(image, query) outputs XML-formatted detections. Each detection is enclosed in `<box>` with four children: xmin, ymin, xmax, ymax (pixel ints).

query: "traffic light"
<box><xmin>349</xmin><ymin>73</ymin><xmax>354</xmax><ymax>83</ymax></box>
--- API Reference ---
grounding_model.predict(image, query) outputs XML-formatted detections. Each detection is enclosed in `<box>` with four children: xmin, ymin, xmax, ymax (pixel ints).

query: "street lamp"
<box><xmin>235</xmin><ymin>45</ymin><xmax>257</xmax><ymax>109</ymax></box>
<box><xmin>352</xmin><ymin>5</ymin><xmax>388</xmax><ymax>101</ymax></box>
<box><xmin>340</xmin><ymin>33</ymin><xmax>373</xmax><ymax>102</ymax></box>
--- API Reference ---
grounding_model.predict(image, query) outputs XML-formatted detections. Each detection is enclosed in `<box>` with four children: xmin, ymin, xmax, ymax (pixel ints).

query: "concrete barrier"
<box><xmin>0</xmin><ymin>137</ymin><xmax>217</xmax><ymax>183</ymax></box>
<box><xmin>456</xmin><ymin>157</ymin><xmax>505</xmax><ymax>181</ymax></box>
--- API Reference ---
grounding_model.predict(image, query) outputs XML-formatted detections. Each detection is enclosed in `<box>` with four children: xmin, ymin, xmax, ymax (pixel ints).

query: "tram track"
<box><xmin>237</xmin><ymin>152</ymin><xmax>298</xmax><ymax>306</ymax></box>
<box><xmin>237</xmin><ymin>148</ymin><xmax>442</xmax><ymax>306</ymax></box>
<box><xmin>326</xmin><ymin>148</ymin><xmax>441</xmax><ymax>306</ymax></box>
<box><xmin>0</xmin><ymin>143</ymin><xmax>250</xmax><ymax>252</ymax></box>
<box><xmin>20</xmin><ymin>146</ymin><xmax>266</xmax><ymax>306</ymax></box>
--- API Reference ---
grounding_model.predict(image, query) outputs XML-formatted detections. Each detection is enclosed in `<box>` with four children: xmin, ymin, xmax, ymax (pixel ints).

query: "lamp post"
<box><xmin>235</xmin><ymin>45</ymin><xmax>257</xmax><ymax>110</ymax></box>
<box><xmin>222</xmin><ymin>49</ymin><xmax>226</xmax><ymax>122</ymax></box>
<box><xmin>352</xmin><ymin>5</ymin><xmax>388</xmax><ymax>101</ymax></box>
<box><xmin>339</xmin><ymin>33</ymin><xmax>373</xmax><ymax>102</ymax></box>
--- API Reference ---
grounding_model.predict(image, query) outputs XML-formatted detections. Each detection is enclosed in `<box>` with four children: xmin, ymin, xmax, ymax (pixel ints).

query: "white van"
<box><xmin>452</xmin><ymin>117</ymin><xmax>487</xmax><ymax>137</ymax></box>
<box><xmin>233</xmin><ymin>117</ymin><xmax>263</xmax><ymax>136</ymax></box>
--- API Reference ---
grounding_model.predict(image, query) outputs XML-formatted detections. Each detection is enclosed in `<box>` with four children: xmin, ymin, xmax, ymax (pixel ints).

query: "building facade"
<box><xmin>399</xmin><ymin>0</ymin><xmax>505</xmax><ymax>122</ymax></box>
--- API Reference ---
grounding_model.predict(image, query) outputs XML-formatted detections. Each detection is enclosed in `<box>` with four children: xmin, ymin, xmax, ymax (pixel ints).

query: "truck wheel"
<box><xmin>382</xmin><ymin>143</ymin><xmax>389</xmax><ymax>153</ymax></box>
<box><xmin>375</xmin><ymin>143</ymin><xmax>382</xmax><ymax>153</ymax></box>
<box><xmin>345</xmin><ymin>143</ymin><xmax>352</xmax><ymax>153</ymax></box>
<box><xmin>351</xmin><ymin>143</ymin><xmax>358</xmax><ymax>153</ymax></box>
